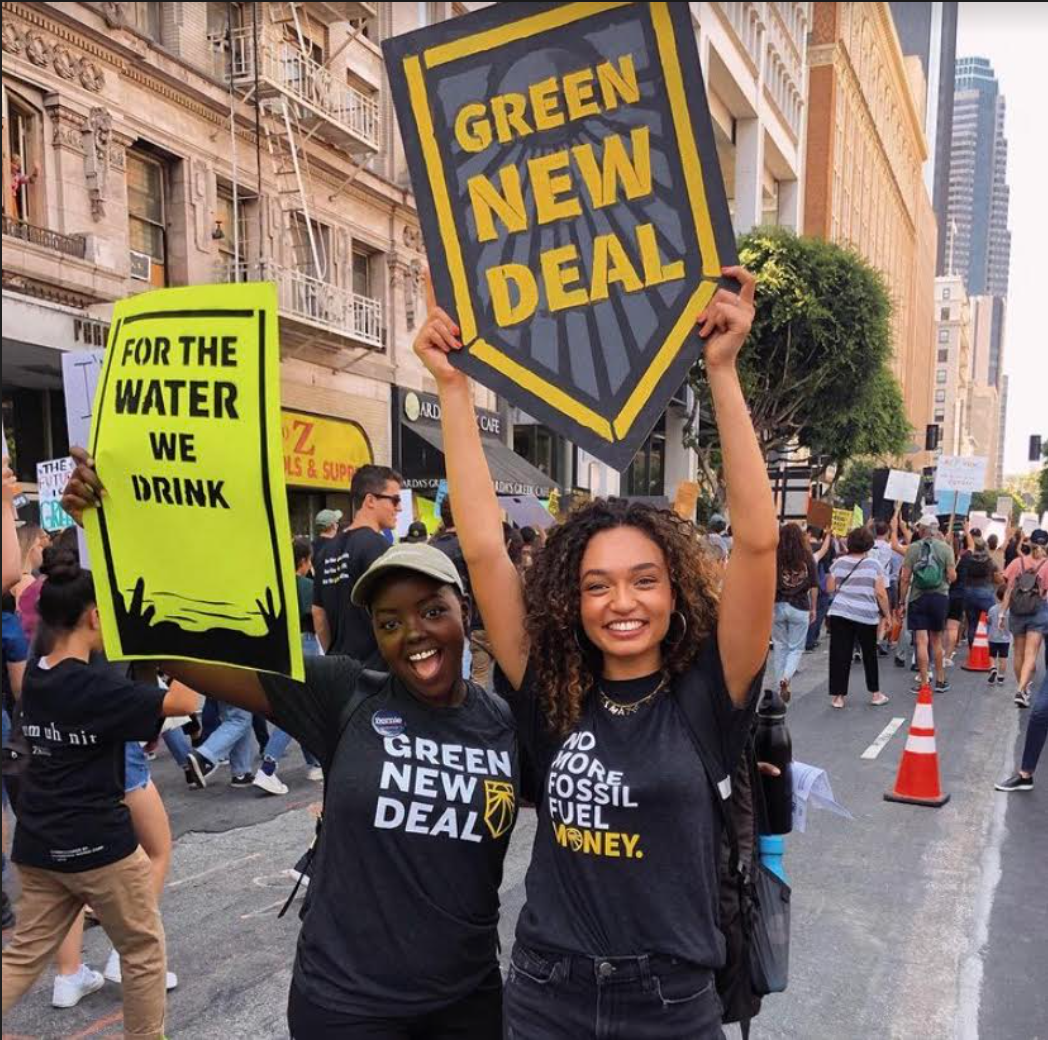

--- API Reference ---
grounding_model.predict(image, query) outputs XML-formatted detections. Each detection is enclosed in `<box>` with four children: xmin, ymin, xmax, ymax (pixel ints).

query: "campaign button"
<box><xmin>372</xmin><ymin>710</ymin><xmax>406</xmax><ymax>738</ymax></box>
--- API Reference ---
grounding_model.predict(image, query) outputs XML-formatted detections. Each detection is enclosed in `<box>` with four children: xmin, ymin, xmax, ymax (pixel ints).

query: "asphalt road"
<box><xmin>3</xmin><ymin>646</ymin><xmax>1044</xmax><ymax>1040</ymax></box>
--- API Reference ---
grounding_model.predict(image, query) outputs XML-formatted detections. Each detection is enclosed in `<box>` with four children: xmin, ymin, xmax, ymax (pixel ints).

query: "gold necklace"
<box><xmin>599</xmin><ymin>677</ymin><xmax>668</xmax><ymax>717</ymax></box>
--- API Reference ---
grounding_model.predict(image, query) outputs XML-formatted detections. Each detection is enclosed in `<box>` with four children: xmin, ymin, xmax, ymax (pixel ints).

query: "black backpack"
<box><xmin>673</xmin><ymin>668</ymin><xmax>791</xmax><ymax>1038</ymax></box>
<box><xmin>1011</xmin><ymin>560</ymin><xmax>1046</xmax><ymax>617</ymax></box>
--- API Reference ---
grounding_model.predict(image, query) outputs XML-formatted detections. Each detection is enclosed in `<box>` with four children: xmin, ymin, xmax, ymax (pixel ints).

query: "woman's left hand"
<box><xmin>61</xmin><ymin>446</ymin><xmax>105</xmax><ymax>526</ymax></box>
<box><xmin>2</xmin><ymin>459</ymin><xmax>17</xmax><ymax>501</ymax></box>
<box><xmin>697</xmin><ymin>266</ymin><xmax>757</xmax><ymax>370</ymax></box>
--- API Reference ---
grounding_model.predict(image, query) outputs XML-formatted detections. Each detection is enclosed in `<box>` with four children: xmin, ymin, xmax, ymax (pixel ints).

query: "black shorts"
<box><xmin>908</xmin><ymin>593</ymin><xmax>950</xmax><ymax>633</ymax></box>
<box><xmin>947</xmin><ymin>597</ymin><xmax>965</xmax><ymax>622</ymax></box>
<box><xmin>988</xmin><ymin>642</ymin><xmax>1010</xmax><ymax>659</ymax></box>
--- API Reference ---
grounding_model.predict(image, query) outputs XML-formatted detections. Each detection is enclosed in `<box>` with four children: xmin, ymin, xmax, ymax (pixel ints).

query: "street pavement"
<box><xmin>2</xmin><ymin>646</ymin><xmax>1044</xmax><ymax>1040</ymax></box>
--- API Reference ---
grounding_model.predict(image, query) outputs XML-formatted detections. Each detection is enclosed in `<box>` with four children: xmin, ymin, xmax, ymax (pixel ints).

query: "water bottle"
<box><xmin>755</xmin><ymin>686</ymin><xmax>793</xmax><ymax>835</ymax></box>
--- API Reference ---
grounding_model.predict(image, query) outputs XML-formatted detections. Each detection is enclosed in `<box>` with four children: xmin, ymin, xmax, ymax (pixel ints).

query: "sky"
<box><xmin>956</xmin><ymin>3</ymin><xmax>1046</xmax><ymax>476</ymax></box>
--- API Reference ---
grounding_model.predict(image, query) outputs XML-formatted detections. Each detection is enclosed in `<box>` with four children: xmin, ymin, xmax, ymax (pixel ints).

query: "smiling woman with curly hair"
<box><xmin>415</xmin><ymin>266</ymin><xmax>778</xmax><ymax>1040</ymax></box>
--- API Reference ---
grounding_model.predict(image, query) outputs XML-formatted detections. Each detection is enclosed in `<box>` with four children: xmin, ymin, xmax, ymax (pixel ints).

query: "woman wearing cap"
<box><xmin>413</xmin><ymin>268</ymin><xmax>777</xmax><ymax>1039</ymax></box>
<box><xmin>61</xmin><ymin>464</ymin><xmax>519</xmax><ymax>1040</ymax></box>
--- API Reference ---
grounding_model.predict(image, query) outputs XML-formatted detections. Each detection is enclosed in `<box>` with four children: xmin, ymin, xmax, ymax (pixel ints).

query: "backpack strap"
<box><xmin>278</xmin><ymin>667</ymin><xmax>387</xmax><ymax>919</ymax></box>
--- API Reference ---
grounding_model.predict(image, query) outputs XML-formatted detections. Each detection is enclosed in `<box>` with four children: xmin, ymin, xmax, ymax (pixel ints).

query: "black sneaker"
<box><xmin>230</xmin><ymin>773</ymin><xmax>256</xmax><ymax>788</ymax></box>
<box><xmin>997</xmin><ymin>672</ymin><xmax>1006</xmax><ymax>686</ymax></box>
<box><xmin>995</xmin><ymin>773</ymin><xmax>1033</xmax><ymax>793</ymax></box>
<box><xmin>987</xmin><ymin>669</ymin><xmax>998</xmax><ymax>685</ymax></box>
<box><xmin>935</xmin><ymin>679</ymin><xmax>950</xmax><ymax>694</ymax></box>
<box><xmin>184</xmin><ymin>751</ymin><xmax>215</xmax><ymax>790</ymax></box>
<box><xmin>894</xmin><ymin>656</ymin><xmax>906</xmax><ymax>668</ymax></box>
<box><xmin>1</xmin><ymin>887</ymin><xmax>15</xmax><ymax>931</ymax></box>
<box><xmin>1015</xmin><ymin>687</ymin><xmax>1032</xmax><ymax>709</ymax></box>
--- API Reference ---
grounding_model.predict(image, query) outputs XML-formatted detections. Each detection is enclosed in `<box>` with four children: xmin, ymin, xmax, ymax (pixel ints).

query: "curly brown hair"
<box><xmin>523</xmin><ymin>499</ymin><xmax>721</xmax><ymax>735</ymax></box>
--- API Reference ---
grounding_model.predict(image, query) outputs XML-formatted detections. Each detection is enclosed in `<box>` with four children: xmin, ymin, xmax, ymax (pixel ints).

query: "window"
<box><xmin>624</xmin><ymin>419</ymin><xmax>666</xmax><ymax>497</ymax></box>
<box><xmin>936</xmin><ymin>370</ymin><xmax>947</xmax><ymax>384</ymax></box>
<box><xmin>215</xmin><ymin>186</ymin><xmax>251</xmax><ymax>270</ymax></box>
<box><xmin>938</xmin><ymin>349</ymin><xmax>949</xmax><ymax>363</ymax></box>
<box><xmin>942</xmin><ymin>287</ymin><xmax>951</xmax><ymax>300</ymax></box>
<box><xmin>127</xmin><ymin>150</ymin><xmax>167</xmax><ymax>286</ymax></box>
<box><xmin>940</xmin><ymin>307</ymin><xmax>951</xmax><ymax>321</ymax></box>
<box><xmin>290</xmin><ymin>213</ymin><xmax>330</xmax><ymax>281</ymax></box>
<box><xmin>207</xmin><ymin>0</ymin><xmax>243</xmax><ymax>34</ymax></box>
<box><xmin>935</xmin><ymin>390</ymin><xmax>947</xmax><ymax>403</ymax></box>
<box><xmin>938</xmin><ymin>329</ymin><xmax>949</xmax><ymax>343</ymax></box>
<box><xmin>934</xmin><ymin>411</ymin><xmax>945</xmax><ymax>423</ymax></box>
<box><xmin>5</xmin><ymin>94</ymin><xmax>40</xmax><ymax>223</ymax></box>
<box><xmin>352</xmin><ymin>249</ymin><xmax>373</xmax><ymax>298</ymax></box>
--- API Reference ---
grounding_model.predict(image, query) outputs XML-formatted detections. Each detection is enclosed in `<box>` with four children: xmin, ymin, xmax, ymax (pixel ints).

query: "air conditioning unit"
<box><xmin>129</xmin><ymin>250</ymin><xmax>151</xmax><ymax>281</ymax></box>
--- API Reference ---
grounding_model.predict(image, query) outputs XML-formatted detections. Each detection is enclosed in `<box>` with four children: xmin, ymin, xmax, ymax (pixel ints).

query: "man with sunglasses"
<box><xmin>312</xmin><ymin>466</ymin><xmax>402</xmax><ymax>665</ymax></box>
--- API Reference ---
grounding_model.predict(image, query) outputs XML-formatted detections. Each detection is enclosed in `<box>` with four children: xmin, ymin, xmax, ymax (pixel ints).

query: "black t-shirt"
<box><xmin>313</xmin><ymin>528</ymin><xmax>390</xmax><ymax>660</ymax></box>
<box><xmin>497</xmin><ymin>637</ymin><xmax>758</xmax><ymax>968</ymax></box>
<box><xmin>430</xmin><ymin>531</ymin><xmax>482</xmax><ymax>628</ymax></box>
<box><xmin>957</xmin><ymin>552</ymin><xmax>995</xmax><ymax>589</ymax></box>
<box><xmin>776</xmin><ymin>558</ymin><xmax>818</xmax><ymax>611</ymax></box>
<box><xmin>13</xmin><ymin>658</ymin><xmax>165</xmax><ymax>873</ymax></box>
<box><xmin>260</xmin><ymin>658</ymin><xmax>519</xmax><ymax>1018</ymax></box>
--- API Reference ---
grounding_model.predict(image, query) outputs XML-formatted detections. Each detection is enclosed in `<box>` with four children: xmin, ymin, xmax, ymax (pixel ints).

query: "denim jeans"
<box><xmin>963</xmin><ymin>587</ymin><xmax>996</xmax><ymax>646</ymax></box>
<box><xmin>1021</xmin><ymin>674</ymin><xmax>1048</xmax><ymax>775</ymax></box>
<box><xmin>773</xmin><ymin>603</ymin><xmax>810</xmax><ymax>683</ymax></box>
<box><xmin>806</xmin><ymin>589</ymin><xmax>831</xmax><ymax>650</ymax></box>
<box><xmin>503</xmin><ymin>945</ymin><xmax>725</xmax><ymax>1040</ymax></box>
<box><xmin>263</xmin><ymin>727</ymin><xmax>320</xmax><ymax>769</ymax></box>
<box><xmin>161</xmin><ymin>726</ymin><xmax>191</xmax><ymax>769</ymax></box>
<box><xmin>196</xmin><ymin>702</ymin><xmax>254</xmax><ymax>776</ymax></box>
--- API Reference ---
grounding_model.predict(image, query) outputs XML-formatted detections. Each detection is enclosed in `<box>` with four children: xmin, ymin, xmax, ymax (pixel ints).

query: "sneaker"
<box><xmin>230</xmin><ymin>772</ymin><xmax>256</xmax><ymax>788</ymax></box>
<box><xmin>184</xmin><ymin>751</ymin><xmax>215</xmax><ymax>790</ymax></box>
<box><xmin>997</xmin><ymin>672</ymin><xmax>1006</xmax><ymax>686</ymax></box>
<box><xmin>52</xmin><ymin>964</ymin><xmax>105</xmax><ymax>1009</ymax></box>
<box><xmin>253</xmin><ymin>770</ymin><xmax>289</xmax><ymax>796</ymax></box>
<box><xmin>306</xmin><ymin>766</ymin><xmax>324</xmax><ymax>783</ymax></box>
<box><xmin>2</xmin><ymin>888</ymin><xmax>15</xmax><ymax>931</ymax></box>
<box><xmin>894</xmin><ymin>656</ymin><xmax>906</xmax><ymax>668</ymax></box>
<box><xmin>877</xmin><ymin>644</ymin><xmax>889</xmax><ymax>657</ymax></box>
<box><xmin>944</xmin><ymin>655</ymin><xmax>955</xmax><ymax>668</ymax></box>
<box><xmin>913</xmin><ymin>676</ymin><xmax>928</xmax><ymax>691</ymax></box>
<box><xmin>935</xmin><ymin>679</ymin><xmax>951</xmax><ymax>694</ymax></box>
<box><xmin>1015</xmin><ymin>687</ymin><xmax>1032</xmax><ymax>709</ymax></box>
<box><xmin>104</xmin><ymin>949</ymin><xmax>178</xmax><ymax>991</ymax></box>
<box><xmin>995</xmin><ymin>773</ymin><xmax>1034</xmax><ymax>793</ymax></box>
<box><xmin>987</xmin><ymin>669</ymin><xmax>998</xmax><ymax>685</ymax></box>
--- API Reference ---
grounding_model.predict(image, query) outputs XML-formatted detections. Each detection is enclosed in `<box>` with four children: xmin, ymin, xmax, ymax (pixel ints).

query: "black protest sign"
<box><xmin>384</xmin><ymin>1</ymin><xmax>738</xmax><ymax>470</ymax></box>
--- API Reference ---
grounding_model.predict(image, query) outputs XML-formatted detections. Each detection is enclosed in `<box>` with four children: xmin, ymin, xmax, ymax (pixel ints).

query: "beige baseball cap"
<box><xmin>351</xmin><ymin>542</ymin><xmax>464</xmax><ymax>607</ymax></box>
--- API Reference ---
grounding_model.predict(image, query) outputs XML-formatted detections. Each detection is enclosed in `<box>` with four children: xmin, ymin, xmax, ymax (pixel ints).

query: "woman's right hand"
<box><xmin>61</xmin><ymin>446</ymin><xmax>104</xmax><ymax>526</ymax></box>
<box><xmin>413</xmin><ymin>306</ymin><xmax>468</xmax><ymax>390</ymax></box>
<box><xmin>2</xmin><ymin>458</ymin><xmax>17</xmax><ymax>501</ymax></box>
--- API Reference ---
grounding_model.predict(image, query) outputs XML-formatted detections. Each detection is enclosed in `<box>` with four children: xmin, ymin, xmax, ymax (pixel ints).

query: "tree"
<box><xmin>836</xmin><ymin>460</ymin><xmax>876</xmax><ymax>509</ymax></box>
<box><xmin>686</xmin><ymin>228</ymin><xmax>911</xmax><ymax>501</ymax></box>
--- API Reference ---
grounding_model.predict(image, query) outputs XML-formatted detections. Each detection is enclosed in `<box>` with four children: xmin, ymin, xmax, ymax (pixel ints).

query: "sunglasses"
<box><xmin>371</xmin><ymin>493</ymin><xmax>402</xmax><ymax>506</ymax></box>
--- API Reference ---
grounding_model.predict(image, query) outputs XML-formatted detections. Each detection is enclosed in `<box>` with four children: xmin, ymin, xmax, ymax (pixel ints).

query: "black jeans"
<box><xmin>806</xmin><ymin>588</ymin><xmax>831</xmax><ymax>649</ymax></box>
<box><xmin>828</xmin><ymin>615</ymin><xmax>880</xmax><ymax>697</ymax></box>
<box><xmin>504</xmin><ymin>944</ymin><xmax>725</xmax><ymax>1040</ymax></box>
<box><xmin>288</xmin><ymin>971</ymin><xmax>502</xmax><ymax>1039</ymax></box>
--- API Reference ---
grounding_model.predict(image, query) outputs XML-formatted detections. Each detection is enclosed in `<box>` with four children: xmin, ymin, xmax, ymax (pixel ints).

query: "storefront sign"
<box><xmin>282</xmin><ymin>410</ymin><xmax>373</xmax><ymax>491</ymax></box>
<box><xmin>385</xmin><ymin>1</ymin><xmax>737</xmax><ymax>471</ymax></box>
<box><xmin>402</xmin><ymin>389</ymin><xmax>502</xmax><ymax>439</ymax></box>
<box><xmin>85</xmin><ymin>283</ymin><xmax>303</xmax><ymax>680</ymax></box>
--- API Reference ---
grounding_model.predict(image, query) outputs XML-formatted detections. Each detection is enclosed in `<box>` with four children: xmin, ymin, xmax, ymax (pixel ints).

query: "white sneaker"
<box><xmin>104</xmin><ymin>949</ymin><xmax>178</xmax><ymax>991</ymax></box>
<box><xmin>306</xmin><ymin>766</ymin><xmax>324</xmax><ymax>783</ymax></box>
<box><xmin>52</xmin><ymin>964</ymin><xmax>105</xmax><ymax>1008</ymax></box>
<box><xmin>253</xmin><ymin>770</ymin><xmax>289</xmax><ymax>796</ymax></box>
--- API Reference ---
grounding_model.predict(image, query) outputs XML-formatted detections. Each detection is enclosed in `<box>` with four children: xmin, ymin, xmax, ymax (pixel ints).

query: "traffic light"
<box><xmin>1031</xmin><ymin>435</ymin><xmax>1043</xmax><ymax>462</ymax></box>
<box><xmin>925</xmin><ymin>424</ymin><xmax>941</xmax><ymax>452</ymax></box>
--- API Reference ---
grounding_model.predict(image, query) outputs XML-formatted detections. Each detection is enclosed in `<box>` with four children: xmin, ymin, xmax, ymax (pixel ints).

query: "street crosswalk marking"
<box><xmin>861</xmin><ymin>718</ymin><xmax>907</xmax><ymax>760</ymax></box>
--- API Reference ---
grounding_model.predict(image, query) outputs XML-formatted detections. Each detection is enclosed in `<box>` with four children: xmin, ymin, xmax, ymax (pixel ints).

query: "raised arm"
<box><xmin>703</xmin><ymin>268</ymin><xmax>779</xmax><ymax>705</ymax></box>
<box><xmin>813</xmin><ymin>530</ymin><xmax>832</xmax><ymax>564</ymax></box>
<box><xmin>413</xmin><ymin>304</ymin><xmax>529</xmax><ymax>689</ymax></box>
<box><xmin>2</xmin><ymin>459</ymin><xmax>21</xmax><ymax>594</ymax></box>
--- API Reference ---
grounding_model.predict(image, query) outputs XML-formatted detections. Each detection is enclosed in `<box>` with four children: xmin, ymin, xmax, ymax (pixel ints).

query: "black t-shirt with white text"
<box><xmin>313</xmin><ymin>528</ymin><xmax>390</xmax><ymax>660</ymax></box>
<box><xmin>497</xmin><ymin>637</ymin><xmax>758</xmax><ymax>968</ymax></box>
<box><xmin>13</xmin><ymin>658</ymin><xmax>165</xmax><ymax>872</ymax></box>
<box><xmin>261</xmin><ymin>658</ymin><xmax>519</xmax><ymax>1018</ymax></box>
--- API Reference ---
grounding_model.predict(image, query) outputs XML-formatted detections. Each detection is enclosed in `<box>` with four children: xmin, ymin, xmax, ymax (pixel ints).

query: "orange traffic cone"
<box><xmin>962</xmin><ymin>612</ymin><xmax>993</xmax><ymax>672</ymax></box>
<box><xmin>884</xmin><ymin>685</ymin><xmax>950</xmax><ymax>807</ymax></box>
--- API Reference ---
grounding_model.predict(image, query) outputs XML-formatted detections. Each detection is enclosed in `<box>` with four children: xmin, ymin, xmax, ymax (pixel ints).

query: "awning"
<box><xmin>403</xmin><ymin>423</ymin><xmax>558</xmax><ymax>499</ymax></box>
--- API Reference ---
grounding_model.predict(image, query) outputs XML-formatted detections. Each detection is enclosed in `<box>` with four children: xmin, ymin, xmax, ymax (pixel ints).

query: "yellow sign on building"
<box><xmin>282</xmin><ymin>410</ymin><xmax>373</xmax><ymax>491</ymax></box>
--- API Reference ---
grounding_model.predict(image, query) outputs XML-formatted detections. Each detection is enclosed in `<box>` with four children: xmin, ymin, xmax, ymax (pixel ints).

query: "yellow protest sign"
<box><xmin>852</xmin><ymin>505</ymin><xmax>864</xmax><ymax>530</ymax></box>
<box><xmin>831</xmin><ymin>509</ymin><xmax>853</xmax><ymax>537</ymax></box>
<box><xmin>85</xmin><ymin>283</ymin><xmax>303</xmax><ymax>679</ymax></box>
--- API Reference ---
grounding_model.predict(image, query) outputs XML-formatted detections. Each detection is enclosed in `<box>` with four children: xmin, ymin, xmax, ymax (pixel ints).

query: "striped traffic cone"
<box><xmin>962</xmin><ymin>612</ymin><xmax>993</xmax><ymax>672</ymax></box>
<box><xmin>884</xmin><ymin>685</ymin><xmax>950</xmax><ymax>807</ymax></box>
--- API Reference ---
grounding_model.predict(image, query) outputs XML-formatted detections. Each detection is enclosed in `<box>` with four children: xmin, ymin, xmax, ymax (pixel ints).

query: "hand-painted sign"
<box><xmin>935</xmin><ymin>455</ymin><xmax>988</xmax><ymax>494</ymax></box>
<box><xmin>37</xmin><ymin>458</ymin><xmax>77</xmax><ymax>532</ymax></box>
<box><xmin>884</xmin><ymin>469</ymin><xmax>921</xmax><ymax>504</ymax></box>
<box><xmin>85</xmin><ymin>284</ymin><xmax>303</xmax><ymax>679</ymax></box>
<box><xmin>831</xmin><ymin>509</ymin><xmax>853</xmax><ymax>537</ymax></box>
<box><xmin>384</xmin><ymin>1</ymin><xmax>737</xmax><ymax>470</ymax></box>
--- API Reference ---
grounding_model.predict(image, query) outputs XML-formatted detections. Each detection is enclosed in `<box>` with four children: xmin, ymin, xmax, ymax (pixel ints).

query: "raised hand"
<box><xmin>413</xmin><ymin>271</ymin><xmax>468</xmax><ymax>389</ymax></box>
<box><xmin>697</xmin><ymin>266</ymin><xmax>757</xmax><ymax>370</ymax></box>
<box><xmin>1</xmin><ymin>458</ymin><xmax>17</xmax><ymax>501</ymax></box>
<box><xmin>256</xmin><ymin>587</ymin><xmax>284</xmax><ymax>638</ymax></box>
<box><xmin>62</xmin><ymin>446</ymin><xmax>104</xmax><ymax>525</ymax></box>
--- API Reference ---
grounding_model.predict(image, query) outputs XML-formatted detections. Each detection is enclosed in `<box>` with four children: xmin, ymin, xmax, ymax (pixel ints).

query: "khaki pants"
<box><xmin>2</xmin><ymin>846</ymin><xmax>166</xmax><ymax>1040</ymax></box>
